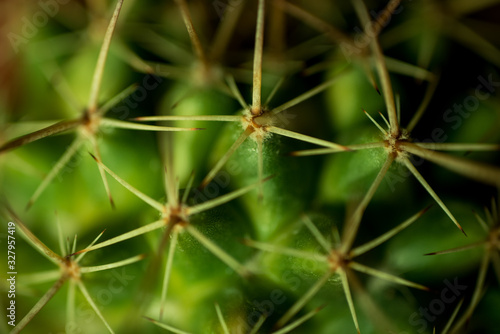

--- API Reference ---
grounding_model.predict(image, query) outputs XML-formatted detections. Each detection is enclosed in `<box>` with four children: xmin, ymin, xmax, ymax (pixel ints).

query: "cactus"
<box><xmin>1</xmin><ymin>0</ymin><xmax>500</xmax><ymax>333</ymax></box>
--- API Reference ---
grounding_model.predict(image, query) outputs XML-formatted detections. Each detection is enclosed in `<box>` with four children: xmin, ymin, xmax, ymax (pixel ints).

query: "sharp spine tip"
<box><xmin>262</xmin><ymin>174</ymin><xmax>275</xmax><ymax>183</ymax></box>
<box><xmin>239</xmin><ymin>238</ymin><xmax>250</xmax><ymax>245</ymax></box>
<box><xmin>70</xmin><ymin>250</ymin><xmax>84</xmax><ymax>257</ymax></box>
<box><xmin>142</xmin><ymin>316</ymin><xmax>154</xmax><ymax>322</ymax></box>
<box><xmin>89</xmin><ymin>152</ymin><xmax>98</xmax><ymax>161</ymax></box>
<box><xmin>316</xmin><ymin>304</ymin><xmax>327</xmax><ymax>312</ymax></box>
<box><xmin>109</xmin><ymin>196</ymin><xmax>116</xmax><ymax>210</ymax></box>
<box><xmin>421</xmin><ymin>205</ymin><xmax>433</xmax><ymax>215</ymax></box>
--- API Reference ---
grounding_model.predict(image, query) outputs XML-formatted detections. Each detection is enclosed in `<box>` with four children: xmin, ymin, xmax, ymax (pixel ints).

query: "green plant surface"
<box><xmin>1</xmin><ymin>0</ymin><xmax>500</xmax><ymax>334</ymax></box>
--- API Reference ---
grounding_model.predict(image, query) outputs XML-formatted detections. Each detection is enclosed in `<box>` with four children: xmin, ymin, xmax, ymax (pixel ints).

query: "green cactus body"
<box><xmin>161</xmin><ymin>83</ymin><xmax>239</xmax><ymax>184</ymax></box>
<box><xmin>1</xmin><ymin>1</ymin><xmax>500</xmax><ymax>334</ymax></box>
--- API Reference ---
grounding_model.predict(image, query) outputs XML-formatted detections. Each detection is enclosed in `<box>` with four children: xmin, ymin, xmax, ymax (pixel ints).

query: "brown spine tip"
<box><xmin>262</xmin><ymin>174</ymin><xmax>276</xmax><ymax>183</ymax></box>
<box><xmin>171</xmin><ymin>101</ymin><xmax>180</xmax><ymax>110</ymax></box>
<box><xmin>89</xmin><ymin>152</ymin><xmax>99</xmax><ymax>162</ymax></box>
<box><xmin>420</xmin><ymin>205</ymin><xmax>433</xmax><ymax>216</ymax></box>
<box><xmin>342</xmin><ymin>145</ymin><xmax>351</xmax><ymax>151</ymax></box>
<box><xmin>25</xmin><ymin>200</ymin><xmax>34</xmax><ymax>212</ymax></box>
<box><xmin>70</xmin><ymin>249</ymin><xmax>87</xmax><ymax>257</ymax></box>
<box><xmin>109</xmin><ymin>196</ymin><xmax>116</xmax><ymax>210</ymax></box>
<box><xmin>142</xmin><ymin>315</ymin><xmax>155</xmax><ymax>323</ymax></box>
<box><xmin>240</xmin><ymin>238</ymin><xmax>252</xmax><ymax>246</ymax></box>
<box><xmin>315</xmin><ymin>304</ymin><xmax>327</xmax><ymax>312</ymax></box>
<box><xmin>427</xmin><ymin>287</ymin><xmax>438</xmax><ymax>294</ymax></box>
<box><xmin>198</xmin><ymin>179</ymin><xmax>208</xmax><ymax>190</ymax></box>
